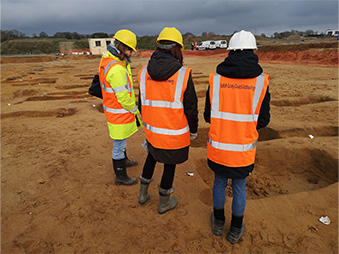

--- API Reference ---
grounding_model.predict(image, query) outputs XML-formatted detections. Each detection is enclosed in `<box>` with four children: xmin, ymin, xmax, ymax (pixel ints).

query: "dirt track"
<box><xmin>1</xmin><ymin>46</ymin><xmax>338</xmax><ymax>253</ymax></box>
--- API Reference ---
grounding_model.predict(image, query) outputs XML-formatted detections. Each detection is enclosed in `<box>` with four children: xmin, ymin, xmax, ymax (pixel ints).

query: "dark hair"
<box><xmin>155</xmin><ymin>40</ymin><xmax>183</xmax><ymax>65</ymax></box>
<box><xmin>228</xmin><ymin>49</ymin><xmax>253</xmax><ymax>56</ymax></box>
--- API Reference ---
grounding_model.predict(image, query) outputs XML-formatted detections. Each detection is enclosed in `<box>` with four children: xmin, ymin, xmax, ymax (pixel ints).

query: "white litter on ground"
<box><xmin>319</xmin><ymin>216</ymin><xmax>331</xmax><ymax>225</ymax></box>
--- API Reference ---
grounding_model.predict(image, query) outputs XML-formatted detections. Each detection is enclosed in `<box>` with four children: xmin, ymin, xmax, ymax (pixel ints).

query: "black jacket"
<box><xmin>139</xmin><ymin>52</ymin><xmax>198</xmax><ymax>164</ymax></box>
<box><xmin>204</xmin><ymin>52</ymin><xmax>270</xmax><ymax>178</ymax></box>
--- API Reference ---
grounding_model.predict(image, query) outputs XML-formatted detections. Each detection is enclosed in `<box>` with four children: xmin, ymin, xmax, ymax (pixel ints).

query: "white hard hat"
<box><xmin>227</xmin><ymin>30</ymin><xmax>257</xmax><ymax>50</ymax></box>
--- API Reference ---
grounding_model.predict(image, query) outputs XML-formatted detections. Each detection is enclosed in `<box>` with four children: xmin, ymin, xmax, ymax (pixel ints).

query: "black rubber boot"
<box><xmin>124</xmin><ymin>150</ymin><xmax>138</xmax><ymax>167</ymax></box>
<box><xmin>227</xmin><ymin>223</ymin><xmax>245</xmax><ymax>244</ymax></box>
<box><xmin>211</xmin><ymin>212</ymin><xmax>225</xmax><ymax>236</ymax></box>
<box><xmin>112</xmin><ymin>158</ymin><xmax>137</xmax><ymax>185</ymax></box>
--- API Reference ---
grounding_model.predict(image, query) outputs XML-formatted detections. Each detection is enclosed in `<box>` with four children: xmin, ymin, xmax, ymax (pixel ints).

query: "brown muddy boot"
<box><xmin>158</xmin><ymin>185</ymin><xmax>178</xmax><ymax>214</ymax></box>
<box><xmin>138</xmin><ymin>175</ymin><xmax>153</xmax><ymax>204</ymax></box>
<box><xmin>124</xmin><ymin>150</ymin><xmax>138</xmax><ymax>167</ymax></box>
<box><xmin>112</xmin><ymin>158</ymin><xmax>137</xmax><ymax>185</ymax></box>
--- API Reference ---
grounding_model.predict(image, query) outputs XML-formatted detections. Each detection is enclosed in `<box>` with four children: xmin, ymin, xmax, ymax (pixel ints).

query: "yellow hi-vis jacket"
<box><xmin>207</xmin><ymin>73</ymin><xmax>269</xmax><ymax>167</ymax></box>
<box><xmin>138</xmin><ymin>65</ymin><xmax>191</xmax><ymax>149</ymax></box>
<box><xmin>99</xmin><ymin>52</ymin><xmax>138</xmax><ymax>140</ymax></box>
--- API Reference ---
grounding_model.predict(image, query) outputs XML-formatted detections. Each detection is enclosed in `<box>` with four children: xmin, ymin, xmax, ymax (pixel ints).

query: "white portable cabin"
<box><xmin>88</xmin><ymin>38</ymin><xmax>115</xmax><ymax>55</ymax></box>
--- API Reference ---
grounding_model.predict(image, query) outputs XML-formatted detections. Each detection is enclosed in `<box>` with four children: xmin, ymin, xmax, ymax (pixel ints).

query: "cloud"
<box><xmin>1</xmin><ymin>0</ymin><xmax>338</xmax><ymax>36</ymax></box>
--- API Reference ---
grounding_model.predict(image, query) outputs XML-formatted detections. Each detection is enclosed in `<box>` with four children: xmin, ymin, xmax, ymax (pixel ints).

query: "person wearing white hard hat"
<box><xmin>204</xmin><ymin>30</ymin><xmax>271</xmax><ymax>244</ymax></box>
<box><xmin>97</xmin><ymin>29</ymin><xmax>142</xmax><ymax>186</ymax></box>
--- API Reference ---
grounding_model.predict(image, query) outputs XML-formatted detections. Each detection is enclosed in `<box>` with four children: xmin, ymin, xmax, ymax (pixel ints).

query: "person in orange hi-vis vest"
<box><xmin>98</xmin><ymin>29</ymin><xmax>142</xmax><ymax>186</ymax></box>
<box><xmin>204</xmin><ymin>30</ymin><xmax>270</xmax><ymax>244</ymax></box>
<box><xmin>137</xmin><ymin>27</ymin><xmax>198</xmax><ymax>214</ymax></box>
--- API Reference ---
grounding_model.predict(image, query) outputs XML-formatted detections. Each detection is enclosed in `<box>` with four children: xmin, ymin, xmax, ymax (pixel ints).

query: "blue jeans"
<box><xmin>213</xmin><ymin>173</ymin><xmax>247</xmax><ymax>217</ymax></box>
<box><xmin>112</xmin><ymin>139</ymin><xmax>127</xmax><ymax>160</ymax></box>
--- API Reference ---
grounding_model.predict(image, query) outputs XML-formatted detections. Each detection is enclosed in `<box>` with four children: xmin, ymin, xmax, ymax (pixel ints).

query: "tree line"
<box><xmin>1</xmin><ymin>30</ymin><xmax>112</xmax><ymax>43</ymax></box>
<box><xmin>1</xmin><ymin>29</ymin><xmax>327</xmax><ymax>43</ymax></box>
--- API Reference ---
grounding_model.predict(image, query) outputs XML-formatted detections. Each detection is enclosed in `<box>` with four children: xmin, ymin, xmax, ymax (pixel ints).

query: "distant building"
<box><xmin>88</xmin><ymin>38</ymin><xmax>114</xmax><ymax>55</ymax></box>
<box><xmin>325</xmin><ymin>29</ymin><xmax>339</xmax><ymax>36</ymax></box>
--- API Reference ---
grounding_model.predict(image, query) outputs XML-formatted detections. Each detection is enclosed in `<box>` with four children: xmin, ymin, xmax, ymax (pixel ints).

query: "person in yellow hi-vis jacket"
<box><xmin>98</xmin><ymin>29</ymin><xmax>142</xmax><ymax>185</ymax></box>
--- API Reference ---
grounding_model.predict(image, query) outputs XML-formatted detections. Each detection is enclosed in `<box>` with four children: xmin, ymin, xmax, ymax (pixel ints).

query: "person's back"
<box><xmin>138</xmin><ymin>27</ymin><xmax>198</xmax><ymax>214</ymax></box>
<box><xmin>204</xmin><ymin>30</ymin><xmax>270</xmax><ymax>244</ymax></box>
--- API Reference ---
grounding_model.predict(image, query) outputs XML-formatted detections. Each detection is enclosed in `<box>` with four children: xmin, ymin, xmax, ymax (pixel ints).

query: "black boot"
<box><xmin>112</xmin><ymin>158</ymin><xmax>137</xmax><ymax>185</ymax></box>
<box><xmin>124</xmin><ymin>150</ymin><xmax>138</xmax><ymax>167</ymax></box>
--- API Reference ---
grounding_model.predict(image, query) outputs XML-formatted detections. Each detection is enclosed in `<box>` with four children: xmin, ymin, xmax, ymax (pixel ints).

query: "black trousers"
<box><xmin>142</xmin><ymin>152</ymin><xmax>176</xmax><ymax>190</ymax></box>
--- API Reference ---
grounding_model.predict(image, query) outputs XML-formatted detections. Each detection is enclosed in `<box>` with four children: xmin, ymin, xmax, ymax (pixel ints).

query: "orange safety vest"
<box><xmin>207</xmin><ymin>73</ymin><xmax>269</xmax><ymax>167</ymax></box>
<box><xmin>99</xmin><ymin>58</ymin><xmax>136</xmax><ymax>125</ymax></box>
<box><xmin>138</xmin><ymin>65</ymin><xmax>192</xmax><ymax>149</ymax></box>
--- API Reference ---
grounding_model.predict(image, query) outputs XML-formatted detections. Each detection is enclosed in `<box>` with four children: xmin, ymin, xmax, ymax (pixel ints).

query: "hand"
<box><xmin>190</xmin><ymin>132</ymin><xmax>197</xmax><ymax>140</ymax></box>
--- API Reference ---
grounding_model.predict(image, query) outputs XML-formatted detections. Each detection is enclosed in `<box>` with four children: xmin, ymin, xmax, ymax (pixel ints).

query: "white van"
<box><xmin>215</xmin><ymin>40</ymin><xmax>227</xmax><ymax>49</ymax></box>
<box><xmin>196</xmin><ymin>41</ymin><xmax>217</xmax><ymax>50</ymax></box>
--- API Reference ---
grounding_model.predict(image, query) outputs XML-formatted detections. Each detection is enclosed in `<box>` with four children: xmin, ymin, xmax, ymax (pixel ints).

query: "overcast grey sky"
<box><xmin>1</xmin><ymin>0</ymin><xmax>338</xmax><ymax>37</ymax></box>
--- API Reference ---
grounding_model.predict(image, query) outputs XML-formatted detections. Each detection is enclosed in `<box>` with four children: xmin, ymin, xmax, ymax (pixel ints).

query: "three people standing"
<box><xmin>97</xmin><ymin>28</ymin><xmax>270</xmax><ymax>245</ymax></box>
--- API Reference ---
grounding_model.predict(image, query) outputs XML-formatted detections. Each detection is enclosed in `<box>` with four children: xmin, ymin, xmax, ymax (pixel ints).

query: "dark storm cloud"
<box><xmin>1</xmin><ymin>0</ymin><xmax>338</xmax><ymax>37</ymax></box>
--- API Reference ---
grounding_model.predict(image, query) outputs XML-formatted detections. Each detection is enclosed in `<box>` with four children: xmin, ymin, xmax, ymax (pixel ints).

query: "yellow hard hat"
<box><xmin>113</xmin><ymin>29</ymin><xmax>137</xmax><ymax>52</ymax></box>
<box><xmin>157</xmin><ymin>27</ymin><xmax>184</xmax><ymax>51</ymax></box>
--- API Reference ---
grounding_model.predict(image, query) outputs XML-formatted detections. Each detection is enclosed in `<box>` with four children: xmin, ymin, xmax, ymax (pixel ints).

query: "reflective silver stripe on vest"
<box><xmin>103</xmin><ymin>103</ymin><xmax>137</xmax><ymax>114</ymax></box>
<box><xmin>101</xmin><ymin>60</ymin><xmax>132</xmax><ymax>94</ymax></box>
<box><xmin>103</xmin><ymin>105</ymin><xmax>128</xmax><ymax>114</ymax></box>
<box><xmin>211</xmin><ymin>73</ymin><xmax>265</xmax><ymax>122</ymax></box>
<box><xmin>139</xmin><ymin>66</ymin><xmax>186</xmax><ymax>109</ymax></box>
<box><xmin>113</xmin><ymin>84</ymin><xmax>129</xmax><ymax>93</ymax></box>
<box><xmin>144</xmin><ymin>123</ymin><xmax>189</xmax><ymax>136</ymax></box>
<box><xmin>208</xmin><ymin>137</ymin><xmax>257</xmax><ymax>152</ymax></box>
<box><xmin>140</xmin><ymin>65</ymin><xmax>189</xmax><ymax>136</ymax></box>
<box><xmin>252</xmin><ymin>73</ymin><xmax>265</xmax><ymax>115</ymax></box>
<box><xmin>129</xmin><ymin>105</ymin><xmax>137</xmax><ymax>114</ymax></box>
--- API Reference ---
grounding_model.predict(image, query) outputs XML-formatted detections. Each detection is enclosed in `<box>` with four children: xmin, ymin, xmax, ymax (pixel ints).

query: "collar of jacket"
<box><xmin>216</xmin><ymin>52</ymin><xmax>263</xmax><ymax>79</ymax></box>
<box><xmin>106</xmin><ymin>44</ymin><xmax>131</xmax><ymax>65</ymax></box>
<box><xmin>102</xmin><ymin>50</ymin><xmax>128</xmax><ymax>67</ymax></box>
<box><xmin>147</xmin><ymin>52</ymin><xmax>182</xmax><ymax>81</ymax></box>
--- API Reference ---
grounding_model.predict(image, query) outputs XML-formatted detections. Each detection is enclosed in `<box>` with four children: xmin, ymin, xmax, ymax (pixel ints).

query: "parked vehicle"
<box><xmin>325</xmin><ymin>29</ymin><xmax>339</xmax><ymax>36</ymax></box>
<box><xmin>196</xmin><ymin>41</ymin><xmax>217</xmax><ymax>50</ymax></box>
<box><xmin>215</xmin><ymin>40</ymin><xmax>227</xmax><ymax>49</ymax></box>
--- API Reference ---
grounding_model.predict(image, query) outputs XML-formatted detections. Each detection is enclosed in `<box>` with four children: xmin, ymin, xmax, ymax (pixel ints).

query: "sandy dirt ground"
<box><xmin>1</xmin><ymin>45</ymin><xmax>338</xmax><ymax>253</ymax></box>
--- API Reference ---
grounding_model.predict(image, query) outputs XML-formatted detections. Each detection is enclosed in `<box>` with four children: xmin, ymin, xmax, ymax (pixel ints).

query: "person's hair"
<box><xmin>155</xmin><ymin>40</ymin><xmax>183</xmax><ymax>65</ymax></box>
<box><xmin>228</xmin><ymin>49</ymin><xmax>253</xmax><ymax>56</ymax></box>
<box><xmin>115</xmin><ymin>40</ymin><xmax>132</xmax><ymax>60</ymax></box>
